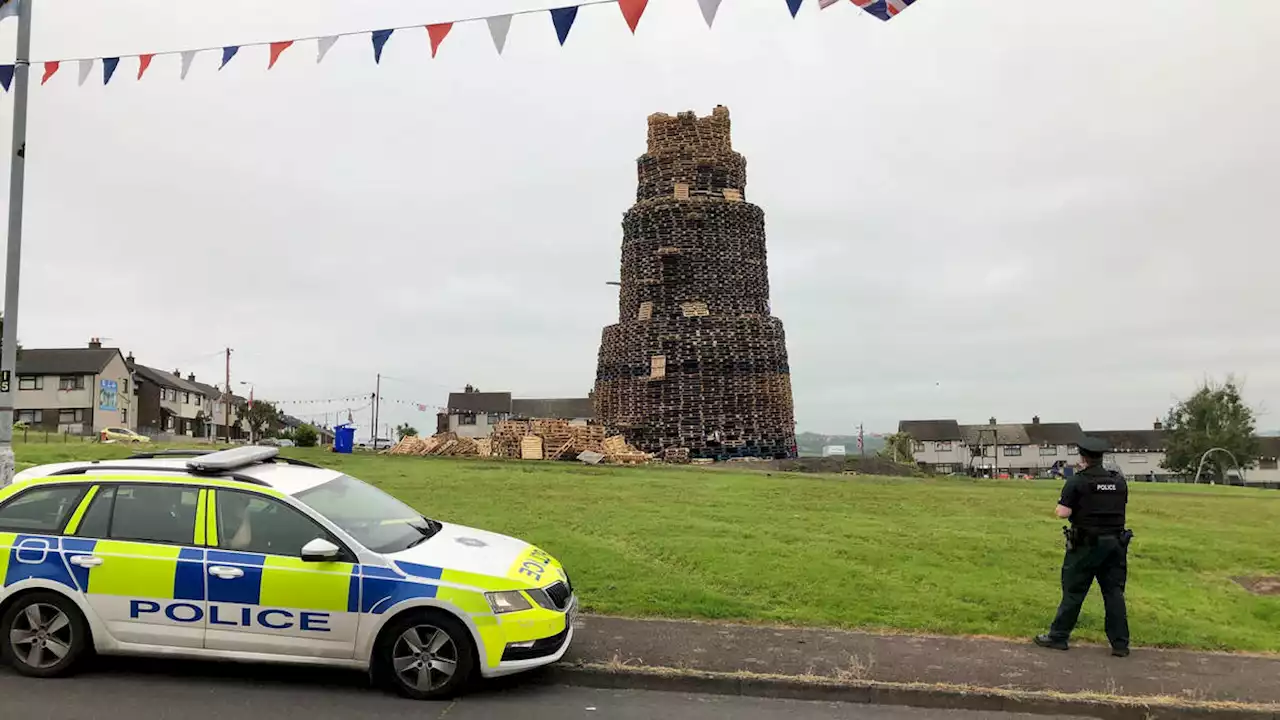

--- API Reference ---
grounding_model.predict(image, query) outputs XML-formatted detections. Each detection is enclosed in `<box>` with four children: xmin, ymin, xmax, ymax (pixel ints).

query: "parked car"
<box><xmin>99</xmin><ymin>427</ymin><xmax>150</xmax><ymax>444</ymax></box>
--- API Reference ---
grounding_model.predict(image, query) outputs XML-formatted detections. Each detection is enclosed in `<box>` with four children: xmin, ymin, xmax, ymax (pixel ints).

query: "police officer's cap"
<box><xmin>1077</xmin><ymin>436</ymin><xmax>1109</xmax><ymax>457</ymax></box>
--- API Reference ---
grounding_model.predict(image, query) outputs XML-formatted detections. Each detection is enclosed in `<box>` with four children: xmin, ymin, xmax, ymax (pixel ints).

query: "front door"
<box><xmin>204</xmin><ymin>488</ymin><xmax>358</xmax><ymax>659</ymax></box>
<box><xmin>70</xmin><ymin>483</ymin><xmax>207</xmax><ymax>649</ymax></box>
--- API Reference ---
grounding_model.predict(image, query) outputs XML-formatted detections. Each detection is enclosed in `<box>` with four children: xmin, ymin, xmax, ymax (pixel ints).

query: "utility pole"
<box><xmin>223</xmin><ymin>348</ymin><xmax>232</xmax><ymax>444</ymax></box>
<box><xmin>371</xmin><ymin>373</ymin><xmax>381</xmax><ymax>448</ymax></box>
<box><xmin>0</xmin><ymin>0</ymin><xmax>34</xmax><ymax>487</ymax></box>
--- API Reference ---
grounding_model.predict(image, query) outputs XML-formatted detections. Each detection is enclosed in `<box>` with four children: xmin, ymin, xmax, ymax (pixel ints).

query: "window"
<box><xmin>1002</xmin><ymin>445</ymin><xmax>1022</xmax><ymax>457</ymax></box>
<box><xmin>18</xmin><ymin>376</ymin><xmax>42</xmax><ymax>391</ymax></box>
<box><xmin>1040</xmin><ymin>445</ymin><xmax>1058</xmax><ymax>456</ymax></box>
<box><xmin>935</xmin><ymin>464</ymin><xmax>954</xmax><ymax>474</ymax></box>
<box><xmin>296</xmin><ymin>474</ymin><xmax>427</xmax><ymax>554</ymax></box>
<box><xmin>216</xmin><ymin>489</ymin><xmax>340</xmax><ymax>558</ymax></box>
<box><xmin>58</xmin><ymin>409</ymin><xmax>85</xmax><ymax>424</ymax></box>
<box><xmin>935</xmin><ymin>441</ymin><xmax>952</xmax><ymax>451</ymax></box>
<box><xmin>121</xmin><ymin>379</ymin><xmax>129</xmax><ymax>394</ymax></box>
<box><xmin>74</xmin><ymin>486</ymin><xmax>116</xmax><ymax>538</ymax></box>
<box><xmin>1130</xmin><ymin>455</ymin><xmax>1148</xmax><ymax>464</ymax></box>
<box><xmin>16</xmin><ymin>410</ymin><xmax>41</xmax><ymax>424</ymax></box>
<box><xmin>120</xmin><ymin>409</ymin><xmax>128</xmax><ymax>424</ymax></box>
<box><xmin>107</xmin><ymin>484</ymin><xmax>199</xmax><ymax>545</ymax></box>
<box><xmin>1066</xmin><ymin>444</ymin><xmax>1077</xmax><ymax>455</ymax></box>
<box><xmin>0</xmin><ymin>485</ymin><xmax>88</xmax><ymax>533</ymax></box>
<box><xmin>59</xmin><ymin>376</ymin><xmax>85</xmax><ymax>391</ymax></box>
<box><xmin>183</xmin><ymin>392</ymin><xmax>191</xmax><ymax>404</ymax></box>
<box><xmin>458</xmin><ymin>413</ymin><xmax>476</xmax><ymax>426</ymax></box>
<box><xmin>912</xmin><ymin>441</ymin><xmax>925</xmax><ymax>452</ymax></box>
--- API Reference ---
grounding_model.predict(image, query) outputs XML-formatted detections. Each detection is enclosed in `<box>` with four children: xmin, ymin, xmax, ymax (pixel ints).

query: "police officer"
<box><xmin>1035</xmin><ymin>436</ymin><xmax>1132</xmax><ymax>657</ymax></box>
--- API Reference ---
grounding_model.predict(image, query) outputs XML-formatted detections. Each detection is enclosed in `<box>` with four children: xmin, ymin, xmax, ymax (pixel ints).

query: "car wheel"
<box><xmin>1</xmin><ymin>591</ymin><xmax>91</xmax><ymax>678</ymax></box>
<box><xmin>375</xmin><ymin>610</ymin><xmax>476</xmax><ymax>700</ymax></box>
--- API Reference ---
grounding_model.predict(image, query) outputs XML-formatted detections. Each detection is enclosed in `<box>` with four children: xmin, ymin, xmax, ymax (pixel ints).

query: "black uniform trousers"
<box><xmin>1048</xmin><ymin>534</ymin><xmax>1129</xmax><ymax>649</ymax></box>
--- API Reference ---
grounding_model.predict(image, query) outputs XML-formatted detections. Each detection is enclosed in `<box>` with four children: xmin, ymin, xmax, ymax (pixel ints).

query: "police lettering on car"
<box><xmin>1035</xmin><ymin>435</ymin><xmax>1134</xmax><ymax>657</ymax></box>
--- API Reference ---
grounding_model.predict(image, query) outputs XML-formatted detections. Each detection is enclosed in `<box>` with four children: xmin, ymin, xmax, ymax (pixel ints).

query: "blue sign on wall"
<box><xmin>99</xmin><ymin>379</ymin><xmax>118</xmax><ymax>411</ymax></box>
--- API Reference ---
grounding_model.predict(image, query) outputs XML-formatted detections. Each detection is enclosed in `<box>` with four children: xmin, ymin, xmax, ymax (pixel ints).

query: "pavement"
<box><xmin>557</xmin><ymin>616</ymin><xmax>1280</xmax><ymax>717</ymax></box>
<box><xmin>0</xmin><ymin>658</ymin><xmax>1088</xmax><ymax>720</ymax></box>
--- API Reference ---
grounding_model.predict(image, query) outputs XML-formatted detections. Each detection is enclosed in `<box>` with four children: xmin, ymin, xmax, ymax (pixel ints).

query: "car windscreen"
<box><xmin>295</xmin><ymin>474</ymin><xmax>433</xmax><ymax>554</ymax></box>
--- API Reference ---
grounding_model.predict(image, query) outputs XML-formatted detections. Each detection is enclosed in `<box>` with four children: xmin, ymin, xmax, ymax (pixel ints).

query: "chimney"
<box><xmin>1032</xmin><ymin>415</ymin><xmax>1040</xmax><ymax>425</ymax></box>
<box><xmin>188</xmin><ymin>373</ymin><xmax>196</xmax><ymax>383</ymax></box>
<box><xmin>173</xmin><ymin>369</ymin><xmax>181</xmax><ymax>377</ymax></box>
<box><xmin>88</xmin><ymin>337</ymin><xmax>102</xmax><ymax>349</ymax></box>
<box><xmin>464</xmin><ymin>384</ymin><xmax>475</xmax><ymax>393</ymax></box>
<box><xmin>988</xmin><ymin>417</ymin><xmax>997</xmax><ymax>425</ymax></box>
<box><xmin>125</xmin><ymin>352</ymin><xmax>134</xmax><ymax>364</ymax></box>
<box><xmin>1154</xmin><ymin>419</ymin><xmax>1163</xmax><ymax>430</ymax></box>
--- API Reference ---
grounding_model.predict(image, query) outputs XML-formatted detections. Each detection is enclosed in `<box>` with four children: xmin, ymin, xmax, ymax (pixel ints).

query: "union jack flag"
<box><xmin>819</xmin><ymin>0</ymin><xmax>918</xmax><ymax>20</ymax></box>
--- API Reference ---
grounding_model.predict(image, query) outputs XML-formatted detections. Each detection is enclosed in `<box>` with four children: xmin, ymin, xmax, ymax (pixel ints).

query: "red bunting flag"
<box><xmin>41</xmin><ymin>61</ymin><xmax>58</xmax><ymax>84</ymax></box>
<box><xmin>426</xmin><ymin>23</ymin><xmax>452</xmax><ymax>58</ymax></box>
<box><xmin>269</xmin><ymin>40</ymin><xmax>293</xmax><ymax>69</ymax></box>
<box><xmin>137</xmin><ymin>54</ymin><xmax>154</xmax><ymax>80</ymax></box>
<box><xmin>618</xmin><ymin>0</ymin><xmax>649</xmax><ymax>32</ymax></box>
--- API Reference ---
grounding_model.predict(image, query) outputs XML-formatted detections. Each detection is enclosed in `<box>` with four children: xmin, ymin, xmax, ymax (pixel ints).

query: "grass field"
<box><xmin>13</xmin><ymin>442</ymin><xmax>1280</xmax><ymax>653</ymax></box>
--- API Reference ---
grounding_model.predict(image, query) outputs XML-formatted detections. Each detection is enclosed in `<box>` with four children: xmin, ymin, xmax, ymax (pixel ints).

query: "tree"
<box><xmin>238</xmin><ymin>399</ymin><xmax>281</xmax><ymax>442</ymax></box>
<box><xmin>878</xmin><ymin>432</ymin><xmax>916</xmax><ymax>465</ymax></box>
<box><xmin>1163</xmin><ymin>376</ymin><xmax>1259</xmax><ymax>482</ymax></box>
<box><xmin>294</xmin><ymin>424</ymin><xmax>319</xmax><ymax>448</ymax></box>
<box><xmin>396</xmin><ymin>423</ymin><xmax>418</xmax><ymax>441</ymax></box>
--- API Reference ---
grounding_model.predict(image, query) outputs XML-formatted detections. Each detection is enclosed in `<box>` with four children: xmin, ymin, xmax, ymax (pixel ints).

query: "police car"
<box><xmin>0</xmin><ymin>446</ymin><xmax>576</xmax><ymax>699</ymax></box>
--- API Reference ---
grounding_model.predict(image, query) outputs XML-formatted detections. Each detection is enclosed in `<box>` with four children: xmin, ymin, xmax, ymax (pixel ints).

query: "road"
<box><xmin>0</xmin><ymin>658</ymin><xmax>1087</xmax><ymax>720</ymax></box>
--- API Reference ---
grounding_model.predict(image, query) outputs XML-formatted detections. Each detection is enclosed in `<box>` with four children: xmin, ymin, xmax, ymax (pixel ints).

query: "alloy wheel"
<box><xmin>391</xmin><ymin>624</ymin><xmax>459</xmax><ymax>693</ymax></box>
<box><xmin>10</xmin><ymin>603</ymin><xmax>74</xmax><ymax>670</ymax></box>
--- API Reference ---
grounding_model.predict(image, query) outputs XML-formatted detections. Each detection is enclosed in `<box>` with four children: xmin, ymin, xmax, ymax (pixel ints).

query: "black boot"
<box><xmin>1034</xmin><ymin>634</ymin><xmax>1068</xmax><ymax>651</ymax></box>
<box><xmin>1111</xmin><ymin>646</ymin><xmax>1130</xmax><ymax>657</ymax></box>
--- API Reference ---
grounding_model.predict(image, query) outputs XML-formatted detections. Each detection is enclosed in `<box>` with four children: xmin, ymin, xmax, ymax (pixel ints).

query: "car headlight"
<box><xmin>485</xmin><ymin>591</ymin><xmax>532</xmax><ymax>614</ymax></box>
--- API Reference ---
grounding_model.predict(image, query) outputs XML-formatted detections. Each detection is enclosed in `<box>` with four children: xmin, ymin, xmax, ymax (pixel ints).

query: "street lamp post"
<box><xmin>0</xmin><ymin>0</ymin><xmax>34</xmax><ymax>487</ymax></box>
<box><xmin>239</xmin><ymin>381</ymin><xmax>255</xmax><ymax>443</ymax></box>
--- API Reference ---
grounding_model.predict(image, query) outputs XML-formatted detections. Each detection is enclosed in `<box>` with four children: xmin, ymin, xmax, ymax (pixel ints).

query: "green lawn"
<box><xmin>14</xmin><ymin>442</ymin><xmax>1280</xmax><ymax>653</ymax></box>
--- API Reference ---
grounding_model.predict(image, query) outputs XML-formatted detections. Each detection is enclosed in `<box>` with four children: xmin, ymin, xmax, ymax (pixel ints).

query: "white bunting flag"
<box><xmin>0</xmin><ymin>0</ymin><xmax>20</xmax><ymax>22</ymax></box>
<box><xmin>316</xmin><ymin>35</ymin><xmax>338</xmax><ymax>64</ymax></box>
<box><xmin>77</xmin><ymin>59</ymin><xmax>93</xmax><ymax>86</ymax></box>
<box><xmin>818</xmin><ymin>0</ymin><xmax>839</xmax><ymax>7</ymax></box>
<box><xmin>179</xmin><ymin>50</ymin><xmax>198</xmax><ymax>80</ymax></box>
<box><xmin>487</xmin><ymin>15</ymin><xmax>512</xmax><ymax>55</ymax></box>
<box><xmin>697</xmin><ymin>0</ymin><xmax>723</xmax><ymax>27</ymax></box>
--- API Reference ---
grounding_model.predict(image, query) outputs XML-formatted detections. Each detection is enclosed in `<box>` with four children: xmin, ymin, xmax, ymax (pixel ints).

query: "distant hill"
<box><xmin>1259</xmin><ymin>430</ymin><xmax>1280</xmax><ymax>437</ymax></box>
<box><xmin>796</xmin><ymin>431</ymin><xmax>886</xmax><ymax>457</ymax></box>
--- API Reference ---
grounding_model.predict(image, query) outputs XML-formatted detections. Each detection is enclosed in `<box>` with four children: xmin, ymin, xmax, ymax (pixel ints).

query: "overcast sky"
<box><xmin>1</xmin><ymin>0</ymin><xmax>1277</xmax><ymax>437</ymax></box>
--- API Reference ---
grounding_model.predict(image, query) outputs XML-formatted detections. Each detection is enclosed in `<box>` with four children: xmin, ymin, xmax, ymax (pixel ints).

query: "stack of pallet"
<box><xmin>663</xmin><ymin>447</ymin><xmax>691</xmax><ymax>464</ymax></box>
<box><xmin>520</xmin><ymin>435</ymin><xmax>544</xmax><ymax>460</ymax></box>
<box><xmin>386</xmin><ymin>432</ymin><xmax>480</xmax><ymax>457</ymax></box>
<box><xmin>603</xmin><ymin>434</ymin><xmax>650</xmax><ymax>464</ymax></box>
<box><xmin>489</xmin><ymin>420</ymin><xmax>532</xmax><ymax>459</ymax></box>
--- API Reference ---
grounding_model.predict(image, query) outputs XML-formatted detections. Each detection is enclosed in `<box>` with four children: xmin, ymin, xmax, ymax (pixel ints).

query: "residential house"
<box><xmin>13</xmin><ymin>339</ymin><xmax>135</xmax><ymax>435</ymax></box>
<box><xmin>1090</xmin><ymin>424</ymin><xmax>1173</xmax><ymax>481</ymax></box>
<box><xmin>896</xmin><ymin>420</ymin><xmax>966</xmax><ymax>473</ymax></box>
<box><xmin>129</xmin><ymin>362</ymin><xmax>212</xmax><ymax>437</ymax></box>
<box><xmin>900</xmin><ymin>416</ymin><xmax>1086</xmax><ymax>476</ymax></box>
<box><xmin>1253</xmin><ymin>437</ymin><xmax>1280</xmax><ymax>487</ymax></box>
<box><xmin>438</xmin><ymin>385</ymin><xmax>595</xmax><ymax>438</ymax></box>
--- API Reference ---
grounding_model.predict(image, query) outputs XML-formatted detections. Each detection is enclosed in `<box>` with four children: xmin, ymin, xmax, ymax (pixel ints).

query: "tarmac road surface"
<box><xmin>0</xmin><ymin>657</ymin><xmax>1088</xmax><ymax>720</ymax></box>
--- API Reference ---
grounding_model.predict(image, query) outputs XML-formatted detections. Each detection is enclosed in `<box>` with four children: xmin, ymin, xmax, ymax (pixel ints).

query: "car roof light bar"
<box><xmin>186</xmin><ymin>446</ymin><xmax>280</xmax><ymax>473</ymax></box>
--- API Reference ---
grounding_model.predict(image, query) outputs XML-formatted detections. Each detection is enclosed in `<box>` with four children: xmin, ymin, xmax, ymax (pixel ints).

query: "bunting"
<box><xmin>550</xmin><ymin>6</ymin><xmax>579</xmax><ymax>46</ymax></box>
<box><xmin>103</xmin><ymin>57</ymin><xmax>120</xmax><ymax>85</ymax></box>
<box><xmin>487</xmin><ymin>15</ymin><xmax>513</xmax><ymax>55</ymax></box>
<box><xmin>7</xmin><ymin>0</ymin><xmax>923</xmax><ymax>91</ymax></box>
<box><xmin>316</xmin><ymin>36</ymin><xmax>339</xmax><ymax>63</ymax></box>
<box><xmin>426</xmin><ymin>23</ymin><xmax>452</xmax><ymax>58</ymax></box>
<box><xmin>268</xmin><ymin>41</ymin><xmax>293</xmax><ymax>69</ymax></box>
<box><xmin>618</xmin><ymin>0</ymin><xmax>648</xmax><ymax>33</ymax></box>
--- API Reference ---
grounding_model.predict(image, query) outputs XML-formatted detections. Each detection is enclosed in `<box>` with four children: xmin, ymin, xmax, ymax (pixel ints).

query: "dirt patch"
<box><xmin>716</xmin><ymin>456</ymin><xmax>925</xmax><ymax>478</ymax></box>
<box><xmin>1233</xmin><ymin>576</ymin><xmax>1280</xmax><ymax>596</ymax></box>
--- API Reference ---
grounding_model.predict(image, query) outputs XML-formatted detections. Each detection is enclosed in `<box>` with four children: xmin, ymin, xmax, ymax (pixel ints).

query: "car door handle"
<box><xmin>68</xmin><ymin>555</ymin><xmax>103</xmax><ymax>568</ymax></box>
<box><xmin>208</xmin><ymin>565</ymin><xmax>244</xmax><ymax>579</ymax></box>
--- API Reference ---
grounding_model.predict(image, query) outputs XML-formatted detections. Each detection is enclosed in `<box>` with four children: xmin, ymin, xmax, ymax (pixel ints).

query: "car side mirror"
<box><xmin>301</xmin><ymin>538</ymin><xmax>340</xmax><ymax>562</ymax></box>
